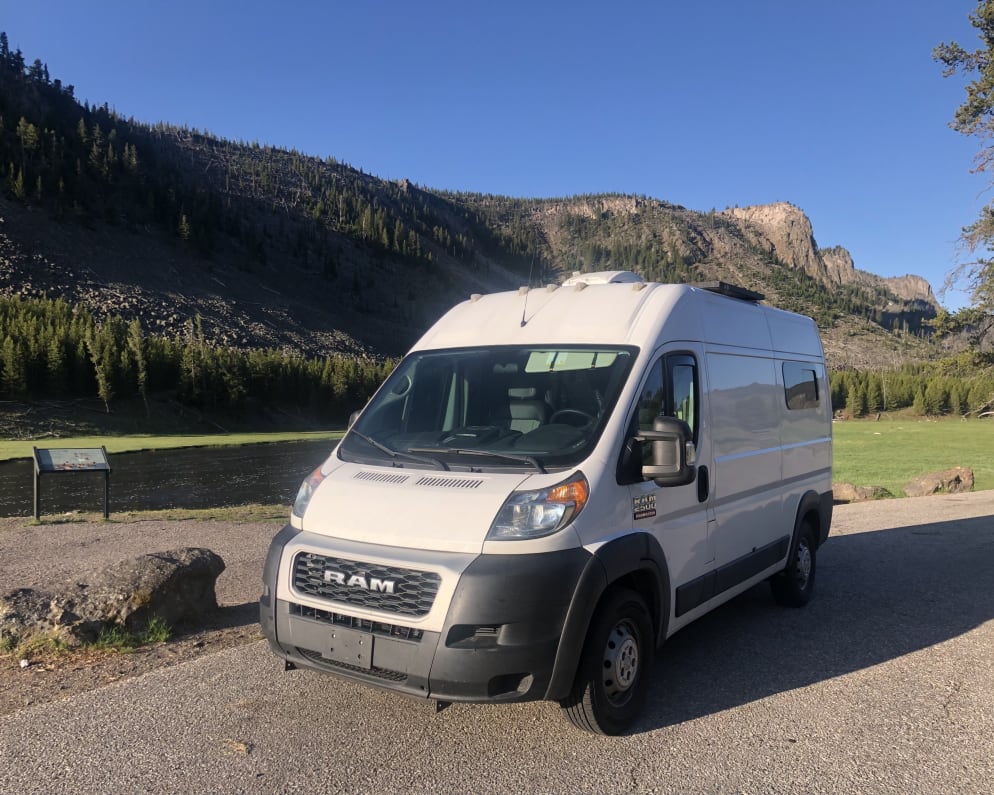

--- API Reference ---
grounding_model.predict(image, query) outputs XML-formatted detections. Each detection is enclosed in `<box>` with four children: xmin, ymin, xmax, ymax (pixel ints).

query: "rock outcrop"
<box><xmin>0</xmin><ymin>547</ymin><xmax>225</xmax><ymax>645</ymax></box>
<box><xmin>833</xmin><ymin>483</ymin><xmax>893</xmax><ymax>503</ymax></box>
<box><xmin>724</xmin><ymin>202</ymin><xmax>824</xmax><ymax>280</ymax></box>
<box><xmin>722</xmin><ymin>202</ymin><xmax>938</xmax><ymax>309</ymax></box>
<box><xmin>903</xmin><ymin>467</ymin><xmax>975</xmax><ymax>498</ymax></box>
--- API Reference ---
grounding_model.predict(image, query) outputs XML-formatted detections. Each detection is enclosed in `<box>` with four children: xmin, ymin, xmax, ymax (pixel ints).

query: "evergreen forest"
<box><xmin>0</xmin><ymin>295</ymin><xmax>393</xmax><ymax>420</ymax></box>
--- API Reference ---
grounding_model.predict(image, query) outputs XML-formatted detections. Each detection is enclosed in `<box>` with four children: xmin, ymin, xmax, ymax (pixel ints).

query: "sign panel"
<box><xmin>34</xmin><ymin>448</ymin><xmax>110</xmax><ymax>473</ymax></box>
<box><xmin>33</xmin><ymin>446</ymin><xmax>111</xmax><ymax>519</ymax></box>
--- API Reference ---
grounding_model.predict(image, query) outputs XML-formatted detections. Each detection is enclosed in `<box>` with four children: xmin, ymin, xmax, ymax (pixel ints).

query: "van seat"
<box><xmin>504</xmin><ymin>387</ymin><xmax>548</xmax><ymax>433</ymax></box>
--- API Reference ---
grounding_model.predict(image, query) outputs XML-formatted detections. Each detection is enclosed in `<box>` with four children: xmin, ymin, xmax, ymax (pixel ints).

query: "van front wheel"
<box><xmin>771</xmin><ymin>521</ymin><xmax>816</xmax><ymax>607</ymax></box>
<box><xmin>560</xmin><ymin>587</ymin><xmax>653</xmax><ymax>735</ymax></box>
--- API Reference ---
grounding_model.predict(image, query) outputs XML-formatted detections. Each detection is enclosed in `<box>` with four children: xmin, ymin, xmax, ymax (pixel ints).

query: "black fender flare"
<box><xmin>259</xmin><ymin>523</ymin><xmax>301</xmax><ymax>655</ymax></box>
<box><xmin>791</xmin><ymin>489</ymin><xmax>832</xmax><ymax>557</ymax></box>
<box><xmin>544</xmin><ymin>532</ymin><xmax>671</xmax><ymax>701</ymax></box>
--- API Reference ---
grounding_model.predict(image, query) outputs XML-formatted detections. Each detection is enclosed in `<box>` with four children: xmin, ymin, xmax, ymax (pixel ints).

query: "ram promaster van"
<box><xmin>260</xmin><ymin>272</ymin><xmax>833</xmax><ymax>735</ymax></box>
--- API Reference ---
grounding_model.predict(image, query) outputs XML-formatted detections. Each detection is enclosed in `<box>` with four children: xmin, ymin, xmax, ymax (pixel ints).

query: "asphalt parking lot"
<box><xmin>2</xmin><ymin>491</ymin><xmax>993</xmax><ymax>794</ymax></box>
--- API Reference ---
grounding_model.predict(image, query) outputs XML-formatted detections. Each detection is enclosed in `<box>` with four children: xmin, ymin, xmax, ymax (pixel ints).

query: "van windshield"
<box><xmin>340</xmin><ymin>345</ymin><xmax>637</xmax><ymax>472</ymax></box>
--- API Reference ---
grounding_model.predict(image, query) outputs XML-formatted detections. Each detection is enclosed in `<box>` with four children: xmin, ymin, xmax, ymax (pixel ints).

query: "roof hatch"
<box><xmin>692</xmin><ymin>281</ymin><xmax>765</xmax><ymax>302</ymax></box>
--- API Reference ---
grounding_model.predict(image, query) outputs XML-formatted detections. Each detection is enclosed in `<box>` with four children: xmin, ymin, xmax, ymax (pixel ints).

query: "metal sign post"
<box><xmin>33</xmin><ymin>447</ymin><xmax>111</xmax><ymax>520</ymax></box>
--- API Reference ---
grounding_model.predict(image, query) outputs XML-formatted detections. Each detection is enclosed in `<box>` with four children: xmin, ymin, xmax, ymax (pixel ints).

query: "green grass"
<box><xmin>832</xmin><ymin>416</ymin><xmax>994</xmax><ymax>496</ymax></box>
<box><xmin>111</xmin><ymin>503</ymin><xmax>289</xmax><ymax>523</ymax></box>
<box><xmin>0</xmin><ymin>430</ymin><xmax>344</xmax><ymax>463</ymax></box>
<box><xmin>93</xmin><ymin>616</ymin><xmax>172</xmax><ymax>651</ymax></box>
<box><xmin>2</xmin><ymin>617</ymin><xmax>173</xmax><ymax>661</ymax></box>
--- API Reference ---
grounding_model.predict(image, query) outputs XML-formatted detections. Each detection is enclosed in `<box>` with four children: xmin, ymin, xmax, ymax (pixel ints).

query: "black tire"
<box><xmin>560</xmin><ymin>587</ymin><xmax>654</xmax><ymax>735</ymax></box>
<box><xmin>770</xmin><ymin>520</ymin><xmax>817</xmax><ymax>607</ymax></box>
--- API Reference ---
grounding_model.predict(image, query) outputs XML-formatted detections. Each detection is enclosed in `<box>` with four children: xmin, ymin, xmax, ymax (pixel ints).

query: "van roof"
<box><xmin>412</xmin><ymin>280</ymin><xmax>824</xmax><ymax>358</ymax></box>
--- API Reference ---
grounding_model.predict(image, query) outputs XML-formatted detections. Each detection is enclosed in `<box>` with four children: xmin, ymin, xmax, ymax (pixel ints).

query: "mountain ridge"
<box><xmin>0</xmin><ymin>34</ymin><xmax>943</xmax><ymax>371</ymax></box>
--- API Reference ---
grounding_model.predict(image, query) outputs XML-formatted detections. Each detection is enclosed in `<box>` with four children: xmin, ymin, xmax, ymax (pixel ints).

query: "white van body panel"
<box><xmin>411</xmin><ymin>282</ymin><xmax>700</xmax><ymax>351</ymax></box>
<box><xmin>301</xmin><ymin>462</ymin><xmax>532</xmax><ymax>555</ymax></box>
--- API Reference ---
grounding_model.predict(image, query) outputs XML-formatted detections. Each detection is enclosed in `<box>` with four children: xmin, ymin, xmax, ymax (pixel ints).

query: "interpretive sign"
<box><xmin>33</xmin><ymin>446</ymin><xmax>111</xmax><ymax>519</ymax></box>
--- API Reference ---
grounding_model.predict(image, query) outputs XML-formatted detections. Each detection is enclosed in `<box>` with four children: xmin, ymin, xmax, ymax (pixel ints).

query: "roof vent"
<box><xmin>561</xmin><ymin>270</ymin><xmax>644</xmax><ymax>287</ymax></box>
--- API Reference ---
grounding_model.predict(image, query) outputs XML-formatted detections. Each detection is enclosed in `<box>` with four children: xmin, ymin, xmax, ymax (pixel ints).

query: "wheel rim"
<box><xmin>602</xmin><ymin>620</ymin><xmax>640</xmax><ymax>704</ymax></box>
<box><xmin>794</xmin><ymin>539</ymin><xmax>812</xmax><ymax>589</ymax></box>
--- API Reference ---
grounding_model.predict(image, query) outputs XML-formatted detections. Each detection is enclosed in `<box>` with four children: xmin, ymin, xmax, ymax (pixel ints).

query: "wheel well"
<box><xmin>545</xmin><ymin>535</ymin><xmax>670</xmax><ymax>701</ymax></box>
<box><xmin>607</xmin><ymin>569</ymin><xmax>665</xmax><ymax>646</ymax></box>
<box><xmin>794</xmin><ymin>490</ymin><xmax>826</xmax><ymax>549</ymax></box>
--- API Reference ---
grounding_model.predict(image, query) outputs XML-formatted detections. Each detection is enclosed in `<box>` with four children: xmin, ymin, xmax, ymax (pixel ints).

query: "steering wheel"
<box><xmin>549</xmin><ymin>409</ymin><xmax>595</xmax><ymax>427</ymax></box>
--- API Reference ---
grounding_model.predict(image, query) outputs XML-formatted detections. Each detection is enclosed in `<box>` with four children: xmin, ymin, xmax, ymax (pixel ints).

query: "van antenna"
<box><xmin>520</xmin><ymin>253</ymin><xmax>536</xmax><ymax>327</ymax></box>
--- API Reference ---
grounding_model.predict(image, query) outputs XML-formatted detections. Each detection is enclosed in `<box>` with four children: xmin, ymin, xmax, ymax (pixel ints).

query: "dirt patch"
<box><xmin>0</xmin><ymin>514</ymin><xmax>279</xmax><ymax>717</ymax></box>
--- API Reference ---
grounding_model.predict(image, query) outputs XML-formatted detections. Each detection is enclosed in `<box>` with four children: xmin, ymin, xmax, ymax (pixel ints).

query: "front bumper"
<box><xmin>260</xmin><ymin>525</ymin><xmax>591</xmax><ymax>703</ymax></box>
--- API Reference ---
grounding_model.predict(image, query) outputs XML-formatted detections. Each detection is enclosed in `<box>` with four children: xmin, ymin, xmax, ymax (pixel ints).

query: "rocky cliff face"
<box><xmin>883</xmin><ymin>274</ymin><xmax>936</xmax><ymax>304</ymax></box>
<box><xmin>723</xmin><ymin>202</ymin><xmax>937</xmax><ymax>308</ymax></box>
<box><xmin>725</xmin><ymin>202</ymin><xmax>825</xmax><ymax>279</ymax></box>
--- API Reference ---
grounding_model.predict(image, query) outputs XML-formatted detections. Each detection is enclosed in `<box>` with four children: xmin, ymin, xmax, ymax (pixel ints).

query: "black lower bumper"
<box><xmin>260</xmin><ymin>528</ymin><xmax>592</xmax><ymax>703</ymax></box>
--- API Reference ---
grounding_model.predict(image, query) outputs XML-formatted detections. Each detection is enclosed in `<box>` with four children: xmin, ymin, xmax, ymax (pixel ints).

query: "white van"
<box><xmin>260</xmin><ymin>272</ymin><xmax>833</xmax><ymax>735</ymax></box>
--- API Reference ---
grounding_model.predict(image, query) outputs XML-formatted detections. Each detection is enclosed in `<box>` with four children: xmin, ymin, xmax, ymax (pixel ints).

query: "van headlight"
<box><xmin>292</xmin><ymin>465</ymin><xmax>327</xmax><ymax>519</ymax></box>
<box><xmin>488</xmin><ymin>472</ymin><xmax>589</xmax><ymax>540</ymax></box>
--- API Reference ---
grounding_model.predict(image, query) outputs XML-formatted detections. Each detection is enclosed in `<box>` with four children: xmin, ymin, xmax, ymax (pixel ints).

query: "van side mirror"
<box><xmin>637</xmin><ymin>417</ymin><xmax>696</xmax><ymax>487</ymax></box>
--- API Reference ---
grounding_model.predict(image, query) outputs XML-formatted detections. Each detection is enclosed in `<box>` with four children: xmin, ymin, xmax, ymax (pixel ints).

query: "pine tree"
<box><xmin>845</xmin><ymin>383</ymin><xmax>866</xmax><ymax>417</ymax></box>
<box><xmin>45</xmin><ymin>335</ymin><xmax>67</xmax><ymax>395</ymax></box>
<box><xmin>1</xmin><ymin>335</ymin><xmax>28</xmax><ymax>398</ymax></box>
<box><xmin>127</xmin><ymin>318</ymin><xmax>149</xmax><ymax>415</ymax></box>
<box><xmin>865</xmin><ymin>376</ymin><xmax>883</xmax><ymax>414</ymax></box>
<box><xmin>913</xmin><ymin>387</ymin><xmax>926</xmax><ymax>415</ymax></box>
<box><xmin>87</xmin><ymin>322</ymin><xmax>118</xmax><ymax>411</ymax></box>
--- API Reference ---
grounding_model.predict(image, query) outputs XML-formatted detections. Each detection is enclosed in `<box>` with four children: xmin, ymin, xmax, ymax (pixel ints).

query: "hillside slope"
<box><xmin>0</xmin><ymin>36</ymin><xmax>941</xmax><ymax>370</ymax></box>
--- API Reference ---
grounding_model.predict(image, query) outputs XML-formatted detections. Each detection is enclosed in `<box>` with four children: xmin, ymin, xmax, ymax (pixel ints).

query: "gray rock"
<box><xmin>0</xmin><ymin>547</ymin><xmax>225</xmax><ymax>645</ymax></box>
<box><xmin>833</xmin><ymin>483</ymin><xmax>892</xmax><ymax>503</ymax></box>
<box><xmin>903</xmin><ymin>467</ymin><xmax>975</xmax><ymax>498</ymax></box>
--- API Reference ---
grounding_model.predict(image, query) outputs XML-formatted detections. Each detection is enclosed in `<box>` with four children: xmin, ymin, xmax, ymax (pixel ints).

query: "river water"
<box><xmin>0</xmin><ymin>440</ymin><xmax>335</xmax><ymax>518</ymax></box>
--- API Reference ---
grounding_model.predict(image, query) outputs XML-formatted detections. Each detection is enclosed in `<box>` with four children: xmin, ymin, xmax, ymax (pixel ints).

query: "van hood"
<box><xmin>301</xmin><ymin>461</ymin><xmax>533</xmax><ymax>554</ymax></box>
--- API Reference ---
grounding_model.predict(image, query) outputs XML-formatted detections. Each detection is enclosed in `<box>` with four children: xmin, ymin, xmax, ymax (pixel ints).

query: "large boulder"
<box><xmin>0</xmin><ymin>547</ymin><xmax>225</xmax><ymax>645</ymax></box>
<box><xmin>833</xmin><ymin>483</ymin><xmax>892</xmax><ymax>503</ymax></box>
<box><xmin>903</xmin><ymin>467</ymin><xmax>975</xmax><ymax>498</ymax></box>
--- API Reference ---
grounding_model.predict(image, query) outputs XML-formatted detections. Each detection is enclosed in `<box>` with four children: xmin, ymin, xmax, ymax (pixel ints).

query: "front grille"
<box><xmin>290</xmin><ymin>602</ymin><xmax>424</xmax><ymax>642</ymax></box>
<box><xmin>292</xmin><ymin>553</ymin><xmax>441</xmax><ymax>617</ymax></box>
<box><xmin>296</xmin><ymin>647</ymin><xmax>407</xmax><ymax>682</ymax></box>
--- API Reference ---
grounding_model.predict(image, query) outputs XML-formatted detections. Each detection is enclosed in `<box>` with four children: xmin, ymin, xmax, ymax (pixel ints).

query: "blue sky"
<box><xmin>1</xmin><ymin>1</ymin><xmax>985</xmax><ymax>308</ymax></box>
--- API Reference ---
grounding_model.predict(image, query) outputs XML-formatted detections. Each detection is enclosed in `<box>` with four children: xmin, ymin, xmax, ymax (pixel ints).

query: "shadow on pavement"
<box><xmin>174</xmin><ymin>601</ymin><xmax>259</xmax><ymax>635</ymax></box>
<box><xmin>635</xmin><ymin>513</ymin><xmax>994</xmax><ymax>733</ymax></box>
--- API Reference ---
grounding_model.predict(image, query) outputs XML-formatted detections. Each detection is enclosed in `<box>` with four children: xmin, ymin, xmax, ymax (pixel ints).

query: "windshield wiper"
<box><xmin>348</xmin><ymin>430</ymin><xmax>448</xmax><ymax>470</ymax></box>
<box><xmin>408</xmin><ymin>446</ymin><xmax>546</xmax><ymax>474</ymax></box>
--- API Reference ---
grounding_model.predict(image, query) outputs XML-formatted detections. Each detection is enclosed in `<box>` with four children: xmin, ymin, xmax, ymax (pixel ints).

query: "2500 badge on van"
<box><xmin>260</xmin><ymin>273</ymin><xmax>833</xmax><ymax>735</ymax></box>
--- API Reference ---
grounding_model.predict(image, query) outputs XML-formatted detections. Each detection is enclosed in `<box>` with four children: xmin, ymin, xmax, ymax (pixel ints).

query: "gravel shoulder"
<box><xmin>2</xmin><ymin>490</ymin><xmax>994</xmax><ymax>719</ymax></box>
<box><xmin>0</xmin><ymin>513</ymin><xmax>283</xmax><ymax>716</ymax></box>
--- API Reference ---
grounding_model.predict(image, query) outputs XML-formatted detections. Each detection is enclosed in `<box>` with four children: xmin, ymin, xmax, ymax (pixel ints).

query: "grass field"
<box><xmin>831</xmin><ymin>417</ymin><xmax>994</xmax><ymax>496</ymax></box>
<box><xmin>0</xmin><ymin>430</ymin><xmax>345</xmax><ymax>463</ymax></box>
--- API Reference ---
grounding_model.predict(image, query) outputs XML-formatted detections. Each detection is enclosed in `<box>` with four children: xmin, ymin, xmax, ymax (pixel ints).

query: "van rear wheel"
<box><xmin>771</xmin><ymin>521</ymin><xmax>816</xmax><ymax>607</ymax></box>
<box><xmin>560</xmin><ymin>587</ymin><xmax>653</xmax><ymax>735</ymax></box>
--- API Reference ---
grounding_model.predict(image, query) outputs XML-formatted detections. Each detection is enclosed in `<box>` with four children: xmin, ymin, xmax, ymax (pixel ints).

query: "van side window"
<box><xmin>783</xmin><ymin>362</ymin><xmax>819</xmax><ymax>410</ymax></box>
<box><xmin>637</xmin><ymin>354</ymin><xmax>699</xmax><ymax>454</ymax></box>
